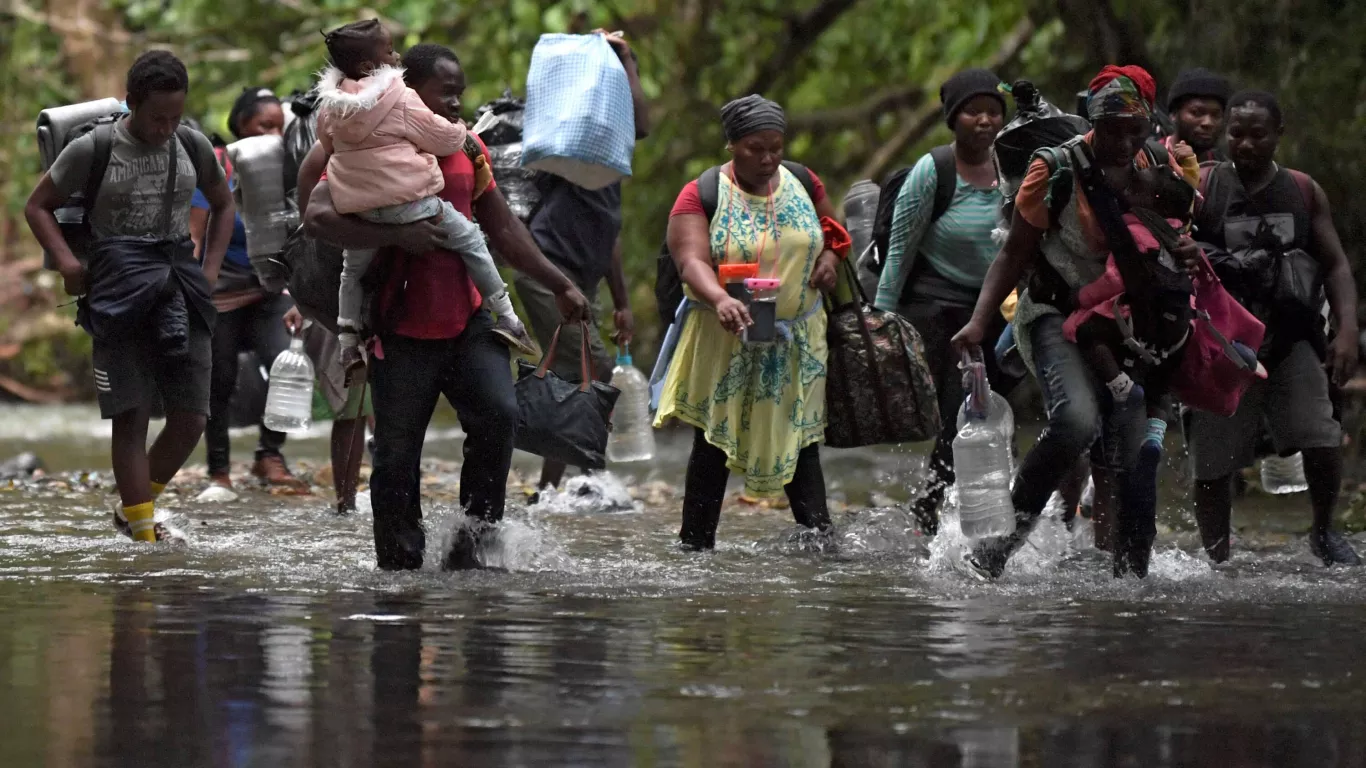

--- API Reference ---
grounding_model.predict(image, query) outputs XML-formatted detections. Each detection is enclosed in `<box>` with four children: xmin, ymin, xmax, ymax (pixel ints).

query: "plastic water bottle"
<box><xmin>954</xmin><ymin>349</ymin><xmax>1016</xmax><ymax>539</ymax></box>
<box><xmin>843</xmin><ymin>180</ymin><xmax>880</xmax><ymax>297</ymax></box>
<box><xmin>606</xmin><ymin>346</ymin><xmax>655</xmax><ymax>463</ymax></box>
<box><xmin>1260</xmin><ymin>452</ymin><xmax>1308</xmax><ymax>495</ymax></box>
<box><xmin>262</xmin><ymin>337</ymin><xmax>315</xmax><ymax>433</ymax></box>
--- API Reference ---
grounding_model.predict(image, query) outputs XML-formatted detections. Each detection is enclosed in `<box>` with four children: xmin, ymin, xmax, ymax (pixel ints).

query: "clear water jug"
<box><xmin>1260</xmin><ymin>452</ymin><xmax>1308</xmax><ymax>495</ymax></box>
<box><xmin>607</xmin><ymin>346</ymin><xmax>655</xmax><ymax>463</ymax></box>
<box><xmin>844</xmin><ymin>180</ymin><xmax>881</xmax><ymax>298</ymax></box>
<box><xmin>954</xmin><ymin>349</ymin><xmax>1016</xmax><ymax>539</ymax></box>
<box><xmin>263</xmin><ymin>337</ymin><xmax>315</xmax><ymax>433</ymax></box>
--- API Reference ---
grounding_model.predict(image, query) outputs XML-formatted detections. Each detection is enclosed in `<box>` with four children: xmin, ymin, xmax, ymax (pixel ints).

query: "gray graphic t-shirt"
<box><xmin>49</xmin><ymin>118</ymin><xmax>223</xmax><ymax>241</ymax></box>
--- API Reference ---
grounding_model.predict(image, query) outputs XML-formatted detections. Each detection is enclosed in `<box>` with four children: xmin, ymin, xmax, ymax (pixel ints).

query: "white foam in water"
<box><xmin>838</xmin><ymin>507</ymin><xmax>929</xmax><ymax>555</ymax></box>
<box><xmin>1146</xmin><ymin>546</ymin><xmax>1213</xmax><ymax>581</ymax></box>
<box><xmin>531</xmin><ymin>473</ymin><xmax>640</xmax><ymax>515</ymax></box>
<box><xmin>195</xmin><ymin>485</ymin><xmax>239</xmax><ymax>504</ymax></box>
<box><xmin>354</xmin><ymin>489</ymin><xmax>372</xmax><ymax>517</ymax></box>
<box><xmin>928</xmin><ymin>488</ymin><xmax>1080</xmax><ymax>578</ymax></box>
<box><xmin>428</xmin><ymin>505</ymin><xmax>573</xmax><ymax>572</ymax></box>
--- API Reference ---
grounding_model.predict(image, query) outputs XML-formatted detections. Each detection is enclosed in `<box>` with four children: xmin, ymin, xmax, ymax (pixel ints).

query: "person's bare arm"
<box><xmin>304</xmin><ymin>179</ymin><xmax>444</xmax><ymax>253</ymax></box>
<box><xmin>473</xmin><ymin>188</ymin><xmax>588</xmax><ymax>321</ymax></box>
<box><xmin>198</xmin><ymin>176</ymin><xmax>236</xmax><ymax>287</ymax></box>
<box><xmin>1309</xmin><ymin>179</ymin><xmax>1359</xmax><ymax>385</ymax></box>
<box><xmin>810</xmin><ymin>195</ymin><xmax>842</xmax><ymax>292</ymax></box>
<box><xmin>24</xmin><ymin>173</ymin><xmax>85</xmax><ymax>295</ymax></box>
<box><xmin>952</xmin><ymin>208</ymin><xmax>1043</xmax><ymax>353</ymax></box>
<box><xmin>600</xmin><ymin>32</ymin><xmax>650</xmax><ymax>139</ymax></box>
<box><xmin>668</xmin><ymin>213</ymin><xmax>750</xmax><ymax>334</ymax></box>
<box><xmin>189</xmin><ymin>207</ymin><xmax>209</xmax><ymax>260</ymax></box>
<box><xmin>606</xmin><ymin>237</ymin><xmax>634</xmax><ymax>344</ymax></box>
<box><xmin>295</xmin><ymin>142</ymin><xmax>327</xmax><ymax>222</ymax></box>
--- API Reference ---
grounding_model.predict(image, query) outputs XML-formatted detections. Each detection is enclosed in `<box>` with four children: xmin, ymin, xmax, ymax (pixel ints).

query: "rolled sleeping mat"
<box><xmin>36</xmin><ymin>99</ymin><xmax>126</xmax><ymax>270</ymax></box>
<box><xmin>226</xmin><ymin>135</ymin><xmax>294</xmax><ymax>292</ymax></box>
<box><xmin>36</xmin><ymin>98</ymin><xmax>124</xmax><ymax>170</ymax></box>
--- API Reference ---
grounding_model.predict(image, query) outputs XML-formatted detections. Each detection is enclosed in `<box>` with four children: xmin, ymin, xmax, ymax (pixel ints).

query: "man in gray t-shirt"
<box><xmin>24</xmin><ymin>50</ymin><xmax>235</xmax><ymax>544</ymax></box>
<box><xmin>49</xmin><ymin>116</ymin><xmax>219</xmax><ymax>241</ymax></box>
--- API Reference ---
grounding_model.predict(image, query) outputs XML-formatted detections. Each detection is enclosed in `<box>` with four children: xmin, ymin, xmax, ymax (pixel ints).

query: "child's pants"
<box><xmin>339</xmin><ymin>196</ymin><xmax>503</xmax><ymax>333</ymax></box>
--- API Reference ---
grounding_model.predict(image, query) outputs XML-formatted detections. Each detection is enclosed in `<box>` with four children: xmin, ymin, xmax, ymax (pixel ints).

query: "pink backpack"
<box><xmin>1170</xmin><ymin>254</ymin><xmax>1267</xmax><ymax>416</ymax></box>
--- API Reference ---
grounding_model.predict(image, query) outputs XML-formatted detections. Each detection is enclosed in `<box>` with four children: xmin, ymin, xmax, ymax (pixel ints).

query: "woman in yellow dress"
<box><xmin>656</xmin><ymin>95</ymin><xmax>843</xmax><ymax>550</ymax></box>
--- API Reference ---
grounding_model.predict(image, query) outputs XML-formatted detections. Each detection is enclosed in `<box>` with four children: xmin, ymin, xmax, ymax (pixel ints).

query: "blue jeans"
<box><xmin>996</xmin><ymin>315</ymin><xmax>1147</xmax><ymax>560</ymax></box>
<box><xmin>368</xmin><ymin>311</ymin><xmax>517</xmax><ymax>570</ymax></box>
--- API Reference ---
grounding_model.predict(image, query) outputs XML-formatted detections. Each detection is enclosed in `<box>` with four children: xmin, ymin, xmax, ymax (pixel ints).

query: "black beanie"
<box><xmin>940</xmin><ymin>68</ymin><xmax>1005</xmax><ymax>128</ymax></box>
<box><xmin>1166</xmin><ymin>68</ymin><xmax>1233</xmax><ymax>113</ymax></box>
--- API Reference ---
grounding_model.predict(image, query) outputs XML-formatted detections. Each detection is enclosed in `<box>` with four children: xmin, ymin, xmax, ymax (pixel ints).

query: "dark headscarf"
<box><xmin>720</xmin><ymin>95</ymin><xmax>786</xmax><ymax>142</ymax></box>
<box><xmin>227</xmin><ymin>86</ymin><xmax>280</xmax><ymax>139</ymax></box>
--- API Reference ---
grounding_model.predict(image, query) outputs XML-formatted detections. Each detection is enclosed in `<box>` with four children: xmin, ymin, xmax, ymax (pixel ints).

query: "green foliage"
<box><xmin>4</xmin><ymin>0</ymin><xmax>1364</xmax><ymax>373</ymax></box>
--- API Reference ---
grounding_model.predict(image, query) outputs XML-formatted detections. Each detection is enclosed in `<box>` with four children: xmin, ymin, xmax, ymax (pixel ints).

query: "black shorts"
<box><xmin>91</xmin><ymin>318</ymin><xmax>212</xmax><ymax>419</ymax></box>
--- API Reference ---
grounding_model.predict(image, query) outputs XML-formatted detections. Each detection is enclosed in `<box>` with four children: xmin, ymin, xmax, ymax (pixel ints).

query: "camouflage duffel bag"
<box><xmin>824</xmin><ymin>262</ymin><xmax>940</xmax><ymax>448</ymax></box>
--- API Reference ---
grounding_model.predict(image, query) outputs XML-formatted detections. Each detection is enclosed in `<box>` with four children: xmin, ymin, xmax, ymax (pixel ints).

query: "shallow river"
<box><xmin>2</xmin><ymin>404</ymin><xmax>1364</xmax><ymax>767</ymax></box>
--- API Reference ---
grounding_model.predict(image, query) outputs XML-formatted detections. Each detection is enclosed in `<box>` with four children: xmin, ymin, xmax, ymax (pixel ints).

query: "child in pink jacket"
<box><xmin>316</xmin><ymin>20</ymin><xmax>534</xmax><ymax>375</ymax></box>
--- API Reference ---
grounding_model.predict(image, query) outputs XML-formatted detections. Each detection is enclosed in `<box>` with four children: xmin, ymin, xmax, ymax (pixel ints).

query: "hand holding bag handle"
<box><xmin>533</xmin><ymin>321</ymin><xmax>595</xmax><ymax>393</ymax></box>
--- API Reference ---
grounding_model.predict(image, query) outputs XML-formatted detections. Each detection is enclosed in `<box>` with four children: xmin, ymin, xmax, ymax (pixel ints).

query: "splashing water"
<box><xmin>530</xmin><ymin>472</ymin><xmax>641</xmax><ymax>515</ymax></box>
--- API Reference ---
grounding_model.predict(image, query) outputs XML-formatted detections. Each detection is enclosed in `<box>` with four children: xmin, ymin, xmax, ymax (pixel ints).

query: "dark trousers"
<box><xmin>206</xmin><ymin>293</ymin><xmax>293</xmax><ymax>475</ymax></box>
<box><xmin>1005</xmin><ymin>315</ymin><xmax>1147</xmax><ymax>558</ymax></box>
<box><xmin>369</xmin><ymin>311</ymin><xmax>517</xmax><ymax>570</ymax></box>
<box><xmin>680</xmin><ymin>428</ymin><xmax>831</xmax><ymax>550</ymax></box>
<box><xmin>903</xmin><ymin>302</ymin><xmax>1015</xmax><ymax>532</ymax></box>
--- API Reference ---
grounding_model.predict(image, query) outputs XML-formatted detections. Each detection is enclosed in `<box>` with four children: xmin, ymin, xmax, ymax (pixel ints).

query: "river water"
<box><xmin>2</xmin><ymin>403</ymin><xmax>1365</xmax><ymax>767</ymax></box>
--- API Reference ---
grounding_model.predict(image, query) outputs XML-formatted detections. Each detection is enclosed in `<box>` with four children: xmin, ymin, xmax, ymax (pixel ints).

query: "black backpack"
<box><xmin>1022</xmin><ymin>135</ymin><xmax>1174</xmax><ymax>312</ymax></box>
<box><xmin>654</xmin><ymin>160</ymin><xmax>819</xmax><ymax>329</ymax></box>
<box><xmin>55</xmin><ymin>115</ymin><xmax>205</xmax><ymax>263</ymax></box>
<box><xmin>864</xmin><ymin>144</ymin><xmax>958</xmax><ymax>277</ymax></box>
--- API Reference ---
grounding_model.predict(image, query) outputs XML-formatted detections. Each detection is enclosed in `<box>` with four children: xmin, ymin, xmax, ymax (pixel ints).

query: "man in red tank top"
<box><xmin>302</xmin><ymin>44</ymin><xmax>588</xmax><ymax>571</ymax></box>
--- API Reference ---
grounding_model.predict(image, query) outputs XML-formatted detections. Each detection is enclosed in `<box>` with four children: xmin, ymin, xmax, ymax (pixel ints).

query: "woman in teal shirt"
<box><xmin>874</xmin><ymin>69</ymin><xmax>1012</xmax><ymax>536</ymax></box>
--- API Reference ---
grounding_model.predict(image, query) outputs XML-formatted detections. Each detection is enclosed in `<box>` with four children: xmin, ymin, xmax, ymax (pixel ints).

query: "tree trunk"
<box><xmin>43</xmin><ymin>0</ymin><xmax>134</xmax><ymax>98</ymax></box>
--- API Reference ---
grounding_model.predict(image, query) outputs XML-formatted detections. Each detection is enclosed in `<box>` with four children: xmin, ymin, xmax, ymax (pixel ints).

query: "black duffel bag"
<box><xmin>824</xmin><ymin>260</ymin><xmax>940</xmax><ymax>448</ymax></box>
<box><xmin>514</xmin><ymin>322</ymin><xmax>620</xmax><ymax>470</ymax></box>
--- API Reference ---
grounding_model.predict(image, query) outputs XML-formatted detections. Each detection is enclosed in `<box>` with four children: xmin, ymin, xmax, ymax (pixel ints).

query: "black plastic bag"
<box><xmin>993</xmin><ymin>81</ymin><xmax>1090</xmax><ymax>198</ymax></box>
<box><xmin>514</xmin><ymin>323</ymin><xmax>620</xmax><ymax>469</ymax></box>
<box><xmin>473</xmin><ymin>91</ymin><xmax>543</xmax><ymax>224</ymax></box>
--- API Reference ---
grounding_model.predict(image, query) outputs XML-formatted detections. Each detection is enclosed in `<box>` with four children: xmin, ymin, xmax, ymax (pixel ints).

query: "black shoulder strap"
<box><xmin>928</xmin><ymin>144</ymin><xmax>957</xmax><ymax>222</ymax></box>
<box><xmin>161</xmin><ymin>130</ymin><xmax>180</xmax><ymax>235</ymax></box>
<box><xmin>697</xmin><ymin>165</ymin><xmax>722</xmax><ymax>220</ymax></box>
<box><xmin>1143</xmin><ymin>137</ymin><xmax>1169</xmax><ymax>169</ymax></box>
<box><xmin>175</xmin><ymin>125</ymin><xmax>204</xmax><ymax>187</ymax></box>
<box><xmin>780</xmin><ymin>160</ymin><xmax>818</xmax><ymax>205</ymax></box>
<box><xmin>83</xmin><ymin>122</ymin><xmax>115</xmax><ymax>216</ymax></box>
<box><xmin>1196</xmin><ymin>161</ymin><xmax>1233</xmax><ymax>237</ymax></box>
<box><xmin>1034</xmin><ymin>139</ymin><xmax>1085</xmax><ymax>228</ymax></box>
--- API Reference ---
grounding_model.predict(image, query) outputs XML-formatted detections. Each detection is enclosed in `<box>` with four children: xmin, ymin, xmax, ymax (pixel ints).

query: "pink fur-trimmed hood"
<box><xmin>315</xmin><ymin>64</ymin><xmax>407</xmax><ymax>144</ymax></box>
<box><xmin>312</xmin><ymin>63</ymin><xmax>469</xmax><ymax>215</ymax></box>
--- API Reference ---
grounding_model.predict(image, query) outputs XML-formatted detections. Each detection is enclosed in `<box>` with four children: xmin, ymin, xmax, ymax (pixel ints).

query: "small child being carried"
<box><xmin>1065</xmin><ymin>162</ymin><xmax>1195</xmax><ymax>424</ymax></box>
<box><xmin>316</xmin><ymin>20</ymin><xmax>536</xmax><ymax>374</ymax></box>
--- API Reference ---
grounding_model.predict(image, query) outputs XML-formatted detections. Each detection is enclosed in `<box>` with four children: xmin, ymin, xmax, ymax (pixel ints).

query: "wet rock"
<box><xmin>0</xmin><ymin>452</ymin><xmax>43</xmax><ymax>480</ymax></box>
